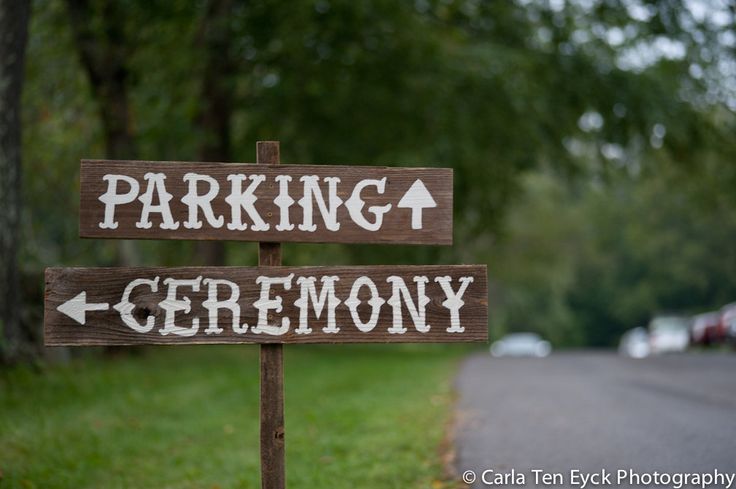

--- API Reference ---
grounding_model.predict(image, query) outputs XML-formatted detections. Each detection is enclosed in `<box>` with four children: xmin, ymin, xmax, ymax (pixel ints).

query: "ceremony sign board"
<box><xmin>79</xmin><ymin>159</ymin><xmax>453</xmax><ymax>245</ymax></box>
<box><xmin>45</xmin><ymin>265</ymin><xmax>487</xmax><ymax>346</ymax></box>
<box><xmin>44</xmin><ymin>142</ymin><xmax>488</xmax><ymax>489</ymax></box>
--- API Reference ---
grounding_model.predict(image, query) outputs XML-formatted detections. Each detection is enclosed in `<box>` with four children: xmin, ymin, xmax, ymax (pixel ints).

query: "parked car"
<box><xmin>490</xmin><ymin>333</ymin><xmax>551</xmax><ymax>358</ymax></box>
<box><xmin>648</xmin><ymin>315</ymin><xmax>690</xmax><ymax>354</ymax></box>
<box><xmin>719</xmin><ymin>303</ymin><xmax>736</xmax><ymax>344</ymax></box>
<box><xmin>690</xmin><ymin>311</ymin><xmax>723</xmax><ymax>346</ymax></box>
<box><xmin>619</xmin><ymin>327</ymin><xmax>650</xmax><ymax>358</ymax></box>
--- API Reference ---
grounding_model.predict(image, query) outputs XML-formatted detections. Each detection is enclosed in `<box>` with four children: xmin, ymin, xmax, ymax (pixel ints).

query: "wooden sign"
<box><xmin>79</xmin><ymin>159</ymin><xmax>453</xmax><ymax>245</ymax></box>
<box><xmin>46</xmin><ymin>142</ymin><xmax>484</xmax><ymax>489</ymax></box>
<box><xmin>45</xmin><ymin>265</ymin><xmax>487</xmax><ymax>346</ymax></box>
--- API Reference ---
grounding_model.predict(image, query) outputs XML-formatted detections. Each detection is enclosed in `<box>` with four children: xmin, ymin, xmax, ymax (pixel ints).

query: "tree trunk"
<box><xmin>65</xmin><ymin>0</ymin><xmax>139</xmax><ymax>266</ymax></box>
<box><xmin>0</xmin><ymin>0</ymin><xmax>32</xmax><ymax>364</ymax></box>
<box><xmin>65</xmin><ymin>0</ymin><xmax>140</xmax><ymax>356</ymax></box>
<box><xmin>194</xmin><ymin>0</ymin><xmax>236</xmax><ymax>266</ymax></box>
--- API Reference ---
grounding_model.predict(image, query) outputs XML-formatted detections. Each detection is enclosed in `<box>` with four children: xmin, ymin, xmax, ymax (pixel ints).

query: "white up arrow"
<box><xmin>397</xmin><ymin>179</ymin><xmax>437</xmax><ymax>230</ymax></box>
<box><xmin>56</xmin><ymin>291</ymin><xmax>110</xmax><ymax>325</ymax></box>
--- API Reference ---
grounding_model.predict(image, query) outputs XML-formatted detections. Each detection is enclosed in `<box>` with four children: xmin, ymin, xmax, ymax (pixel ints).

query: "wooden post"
<box><xmin>257</xmin><ymin>141</ymin><xmax>285</xmax><ymax>489</ymax></box>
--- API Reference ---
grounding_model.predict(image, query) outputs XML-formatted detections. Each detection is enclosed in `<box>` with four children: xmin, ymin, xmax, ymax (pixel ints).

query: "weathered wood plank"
<box><xmin>44</xmin><ymin>265</ymin><xmax>488</xmax><ymax>346</ymax></box>
<box><xmin>257</xmin><ymin>141</ymin><xmax>285</xmax><ymax>489</ymax></box>
<box><xmin>79</xmin><ymin>159</ymin><xmax>453</xmax><ymax>245</ymax></box>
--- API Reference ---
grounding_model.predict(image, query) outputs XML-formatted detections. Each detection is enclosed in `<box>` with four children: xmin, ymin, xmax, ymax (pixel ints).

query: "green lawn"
<box><xmin>0</xmin><ymin>345</ymin><xmax>465</xmax><ymax>488</ymax></box>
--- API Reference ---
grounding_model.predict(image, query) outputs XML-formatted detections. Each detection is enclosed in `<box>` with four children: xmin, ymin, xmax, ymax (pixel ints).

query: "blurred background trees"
<box><xmin>0</xmin><ymin>0</ymin><xmax>32</xmax><ymax>363</ymax></box>
<box><xmin>3</xmin><ymin>0</ymin><xmax>735</xmax><ymax>361</ymax></box>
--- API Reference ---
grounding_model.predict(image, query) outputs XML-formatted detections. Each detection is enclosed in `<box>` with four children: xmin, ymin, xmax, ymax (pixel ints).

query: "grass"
<box><xmin>0</xmin><ymin>345</ymin><xmax>465</xmax><ymax>488</ymax></box>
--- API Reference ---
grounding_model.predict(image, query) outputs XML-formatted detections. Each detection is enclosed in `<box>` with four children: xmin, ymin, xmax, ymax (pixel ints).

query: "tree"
<box><xmin>65</xmin><ymin>0</ymin><xmax>136</xmax><ymax>160</ymax></box>
<box><xmin>0</xmin><ymin>0</ymin><xmax>32</xmax><ymax>363</ymax></box>
<box><xmin>65</xmin><ymin>0</ymin><xmax>139</xmax><ymax>265</ymax></box>
<box><xmin>15</xmin><ymin>0</ymin><xmax>736</xmax><ymax>351</ymax></box>
<box><xmin>193</xmin><ymin>0</ymin><xmax>236</xmax><ymax>266</ymax></box>
<box><xmin>486</xmin><ymin>156</ymin><xmax>736</xmax><ymax>348</ymax></box>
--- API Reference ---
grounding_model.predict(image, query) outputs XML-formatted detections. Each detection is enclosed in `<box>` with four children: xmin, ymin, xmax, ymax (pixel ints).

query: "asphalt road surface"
<box><xmin>455</xmin><ymin>352</ymin><xmax>736</xmax><ymax>488</ymax></box>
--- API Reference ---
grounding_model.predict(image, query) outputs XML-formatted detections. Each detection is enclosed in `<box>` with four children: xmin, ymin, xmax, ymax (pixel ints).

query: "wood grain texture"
<box><xmin>257</xmin><ymin>141</ymin><xmax>285</xmax><ymax>489</ymax></box>
<box><xmin>44</xmin><ymin>265</ymin><xmax>488</xmax><ymax>346</ymax></box>
<box><xmin>260</xmin><ymin>341</ymin><xmax>284</xmax><ymax>489</ymax></box>
<box><xmin>78</xmin><ymin>159</ymin><xmax>453</xmax><ymax>245</ymax></box>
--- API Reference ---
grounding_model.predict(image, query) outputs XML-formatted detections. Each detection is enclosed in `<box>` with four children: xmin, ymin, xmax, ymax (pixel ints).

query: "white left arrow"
<box><xmin>56</xmin><ymin>291</ymin><xmax>109</xmax><ymax>325</ymax></box>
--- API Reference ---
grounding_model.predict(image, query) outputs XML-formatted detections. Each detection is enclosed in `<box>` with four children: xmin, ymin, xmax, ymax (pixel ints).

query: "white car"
<box><xmin>619</xmin><ymin>327</ymin><xmax>650</xmax><ymax>358</ymax></box>
<box><xmin>648</xmin><ymin>316</ymin><xmax>690</xmax><ymax>354</ymax></box>
<box><xmin>490</xmin><ymin>333</ymin><xmax>551</xmax><ymax>358</ymax></box>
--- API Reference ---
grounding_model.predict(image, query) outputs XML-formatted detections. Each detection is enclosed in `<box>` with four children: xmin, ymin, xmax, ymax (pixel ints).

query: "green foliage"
<box><xmin>19</xmin><ymin>0</ymin><xmax>736</xmax><ymax>345</ymax></box>
<box><xmin>569</xmin><ymin>163</ymin><xmax>736</xmax><ymax>346</ymax></box>
<box><xmin>483</xmin><ymin>171</ymin><xmax>585</xmax><ymax>346</ymax></box>
<box><xmin>488</xmin><ymin>160</ymin><xmax>736</xmax><ymax>347</ymax></box>
<box><xmin>22</xmin><ymin>0</ymin><xmax>105</xmax><ymax>267</ymax></box>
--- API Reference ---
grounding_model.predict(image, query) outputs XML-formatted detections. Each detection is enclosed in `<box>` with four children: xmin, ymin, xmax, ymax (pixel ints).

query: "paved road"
<box><xmin>455</xmin><ymin>352</ymin><xmax>736</xmax><ymax>488</ymax></box>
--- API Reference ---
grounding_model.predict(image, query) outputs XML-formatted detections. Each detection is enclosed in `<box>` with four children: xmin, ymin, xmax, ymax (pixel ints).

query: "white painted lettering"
<box><xmin>98</xmin><ymin>174</ymin><xmax>140</xmax><ymax>229</ymax></box>
<box><xmin>113</xmin><ymin>277</ymin><xmax>159</xmax><ymax>333</ymax></box>
<box><xmin>294</xmin><ymin>276</ymin><xmax>341</xmax><ymax>334</ymax></box>
<box><xmin>225</xmin><ymin>174</ymin><xmax>269</xmax><ymax>231</ymax></box>
<box><xmin>345</xmin><ymin>177</ymin><xmax>392</xmax><ymax>231</ymax></box>
<box><xmin>159</xmin><ymin>277</ymin><xmax>202</xmax><ymax>336</ymax></box>
<box><xmin>136</xmin><ymin>173</ymin><xmax>179</xmax><ymax>230</ymax></box>
<box><xmin>297</xmin><ymin>176</ymin><xmax>343</xmax><ymax>232</ymax></box>
<box><xmin>434</xmin><ymin>276</ymin><xmax>473</xmax><ymax>333</ymax></box>
<box><xmin>202</xmin><ymin>278</ymin><xmax>242</xmax><ymax>334</ymax></box>
<box><xmin>274</xmin><ymin>175</ymin><xmax>295</xmax><ymax>231</ymax></box>
<box><xmin>344</xmin><ymin>276</ymin><xmax>385</xmax><ymax>332</ymax></box>
<box><xmin>251</xmin><ymin>274</ymin><xmax>294</xmax><ymax>335</ymax></box>
<box><xmin>386</xmin><ymin>275</ymin><xmax>430</xmax><ymax>334</ymax></box>
<box><xmin>182</xmin><ymin>173</ymin><xmax>224</xmax><ymax>229</ymax></box>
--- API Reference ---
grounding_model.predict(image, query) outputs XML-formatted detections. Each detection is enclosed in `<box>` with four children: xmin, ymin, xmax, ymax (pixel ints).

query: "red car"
<box><xmin>690</xmin><ymin>312</ymin><xmax>722</xmax><ymax>346</ymax></box>
<box><xmin>720</xmin><ymin>303</ymin><xmax>736</xmax><ymax>344</ymax></box>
